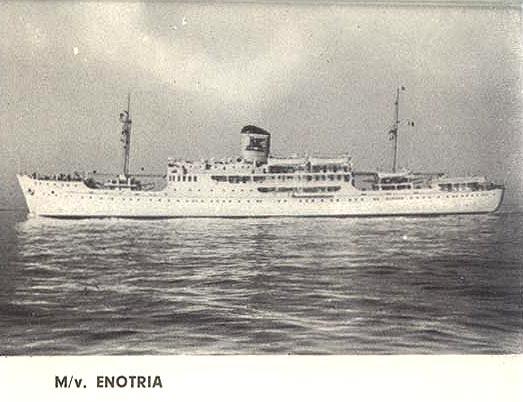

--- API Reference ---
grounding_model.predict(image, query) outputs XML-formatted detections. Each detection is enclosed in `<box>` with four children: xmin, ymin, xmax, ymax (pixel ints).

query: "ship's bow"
<box><xmin>16</xmin><ymin>174</ymin><xmax>38</xmax><ymax>215</ymax></box>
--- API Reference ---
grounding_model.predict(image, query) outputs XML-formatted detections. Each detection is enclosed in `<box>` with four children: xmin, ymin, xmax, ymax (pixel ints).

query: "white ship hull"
<box><xmin>17</xmin><ymin>175</ymin><xmax>504</xmax><ymax>218</ymax></box>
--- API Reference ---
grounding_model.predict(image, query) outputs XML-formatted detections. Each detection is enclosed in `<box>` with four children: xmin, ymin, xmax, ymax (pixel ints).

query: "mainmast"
<box><xmin>389</xmin><ymin>86</ymin><xmax>402</xmax><ymax>173</ymax></box>
<box><xmin>119</xmin><ymin>93</ymin><xmax>132</xmax><ymax>178</ymax></box>
<box><xmin>388</xmin><ymin>86</ymin><xmax>413</xmax><ymax>173</ymax></box>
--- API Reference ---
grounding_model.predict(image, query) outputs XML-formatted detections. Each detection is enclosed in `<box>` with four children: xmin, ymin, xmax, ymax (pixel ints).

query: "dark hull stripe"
<box><xmin>37</xmin><ymin>211</ymin><xmax>495</xmax><ymax>220</ymax></box>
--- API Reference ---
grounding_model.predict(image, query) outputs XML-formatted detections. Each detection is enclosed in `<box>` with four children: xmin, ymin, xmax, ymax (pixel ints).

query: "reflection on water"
<box><xmin>0</xmin><ymin>210</ymin><xmax>521</xmax><ymax>354</ymax></box>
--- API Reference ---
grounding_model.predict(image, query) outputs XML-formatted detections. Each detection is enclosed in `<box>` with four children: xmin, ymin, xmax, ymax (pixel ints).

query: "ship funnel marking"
<box><xmin>240</xmin><ymin>125</ymin><xmax>271</xmax><ymax>164</ymax></box>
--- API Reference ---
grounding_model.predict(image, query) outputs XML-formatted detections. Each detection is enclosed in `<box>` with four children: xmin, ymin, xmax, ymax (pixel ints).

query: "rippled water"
<box><xmin>0</xmin><ymin>209</ymin><xmax>521</xmax><ymax>354</ymax></box>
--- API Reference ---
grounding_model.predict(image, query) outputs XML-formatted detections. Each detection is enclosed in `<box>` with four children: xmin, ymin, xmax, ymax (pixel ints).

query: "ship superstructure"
<box><xmin>17</xmin><ymin>94</ymin><xmax>504</xmax><ymax>218</ymax></box>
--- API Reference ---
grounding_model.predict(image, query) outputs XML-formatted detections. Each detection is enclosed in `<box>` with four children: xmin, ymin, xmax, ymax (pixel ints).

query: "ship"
<box><xmin>17</xmin><ymin>90</ymin><xmax>504</xmax><ymax>218</ymax></box>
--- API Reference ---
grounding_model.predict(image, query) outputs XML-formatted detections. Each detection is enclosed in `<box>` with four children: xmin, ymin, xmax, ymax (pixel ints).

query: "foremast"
<box><xmin>120</xmin><ymin>93</ymin><xmax>132</xmax><ymax>178</ymax></box>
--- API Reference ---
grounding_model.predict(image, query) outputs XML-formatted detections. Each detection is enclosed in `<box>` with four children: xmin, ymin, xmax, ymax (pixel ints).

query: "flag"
<box><xmin>119</xmin><ymin>111</ymin><xmax>129</xmax><ymax>123</ymax></box>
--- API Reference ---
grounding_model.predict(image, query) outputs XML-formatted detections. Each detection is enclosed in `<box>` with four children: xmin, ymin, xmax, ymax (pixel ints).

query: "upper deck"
<box><xmin>164</xmin><ymin>153</ymin><xmax>355</xmax><ymax>196</ymax></box>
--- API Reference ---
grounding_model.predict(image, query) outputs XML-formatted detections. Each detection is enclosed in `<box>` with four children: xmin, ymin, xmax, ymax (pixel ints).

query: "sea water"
<box><xmin>0</xmin><ymin>209</ymin><xmax>521</xmax><ymax>354</ymax></box>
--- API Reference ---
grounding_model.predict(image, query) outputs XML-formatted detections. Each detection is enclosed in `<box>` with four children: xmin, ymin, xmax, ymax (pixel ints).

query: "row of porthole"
<box><xmin>42</xmin><ymin>196</ymin><xmax>397</xmax><ymax>204</ymax></box>
<box><xmin>41</xmin><ymin>192</ymin><xmax>492</xmax><ymax>202</ymax></box>
<box><xmin>442</xmin><ymin>194</ymin><xmax>488</xmax><ymax>198</ymax></box>
<box><xmin>153</xmin><ymin>188</ymin><xmax>488</xmax><ymax>199</ymax></box>
<box><xmin>35</xmin><ymin>182</ymin><xmax>77</xmax><ymax>187</ymax></box>
<box><xmin>169</xmin><ymin>188</ymin><xmax>257</xmax><ymax>192</ymax></box>
<box><xmin>44</xmin><ymin>194</ymin><xmax>341</xmax><ymax>202</ymax></box>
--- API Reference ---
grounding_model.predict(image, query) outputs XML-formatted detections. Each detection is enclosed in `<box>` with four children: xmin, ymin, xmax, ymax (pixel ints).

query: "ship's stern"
<box><xmin>491</xmin><ymin>186</ymin><xmax>505</xmax><ymax>213</ymax></box>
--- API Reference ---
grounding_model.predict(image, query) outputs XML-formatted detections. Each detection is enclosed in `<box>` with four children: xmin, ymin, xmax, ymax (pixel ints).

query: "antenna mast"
<box><xmin>120</xmin><ymin>93</ymin><xmax>132</xmax><ymax>178</ymax></box>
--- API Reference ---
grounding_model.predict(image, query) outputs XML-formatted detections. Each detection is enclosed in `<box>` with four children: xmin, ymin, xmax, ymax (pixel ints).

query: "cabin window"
<box><xmin>257</xmin><ymin>187</ymin><xmax>276</xmax><ymax>193</ymax></box>
<box><xmin>182</xmin><ymin>176</ymin><xmax>186</xmax><ymax>182</ymax></box>
<box><xmin>303</xmin><ymin>187</ymin><xmax>319</xmax><ymax>193</ymax></box>
<box><xmin>188</xmin><ymin>176</ymin><xmax>192</xmax><ymax>182</ymax></box>
<box><xmin>467</xmin><ymin>183</ymin><xmax>479</xmax><ymax>191</ymax></box>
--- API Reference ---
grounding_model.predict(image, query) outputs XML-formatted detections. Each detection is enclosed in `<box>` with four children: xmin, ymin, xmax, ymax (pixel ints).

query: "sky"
<box><xmin>0</xmin><ymin>1</ymin><xmax>521</xmax><ymax>208</ymax></box>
